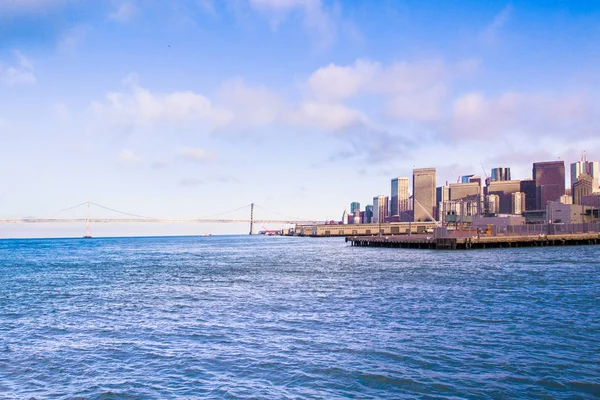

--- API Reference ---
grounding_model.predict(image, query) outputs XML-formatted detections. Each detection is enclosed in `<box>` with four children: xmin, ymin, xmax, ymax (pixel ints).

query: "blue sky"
<box><xmin>1</xmin><ymin>0</ymin><xmax>600</xmax><ymax>237</ymax></box>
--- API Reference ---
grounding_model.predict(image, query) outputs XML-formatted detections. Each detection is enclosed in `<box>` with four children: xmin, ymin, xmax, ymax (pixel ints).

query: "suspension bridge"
<box><xmin>0</xmin><ymin>202</ymin><xmax>325</xmax><ymax>236</ymax></box>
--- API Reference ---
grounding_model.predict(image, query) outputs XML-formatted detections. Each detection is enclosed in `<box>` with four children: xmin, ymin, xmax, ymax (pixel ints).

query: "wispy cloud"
<box><xmin>177</xmin><ymin>147</ymin><xmax>216</xmax><ymax>163</ymax></box>
<box><xmin>109</xmin><ymin>1</ymin><xmax>138</xmax><ymax>23</ymax></box>
<box><xmin>479</xmin><ymin>4</ymin><xmax>513</xmax><ymax>44</ymax></box>
<box><xmin>0</xmin><ymin>51</ymin><xmax>36</xmax><ymax>85</ymax></box>
<box><xmin>58</xmin><ymin>25</ymin><xmax>90</xmax><ymax>52</ymax></box>
<box><xmin>0</xmin><ymin>0</ymin><xmax>68</xmax><ymax>14</ymax></box>
<box><xmin>117</xmin><ymin>149</ymin><xmax>143</xmax><ymax>164</ymax></box>
<box><xmin>247</xmin><ymin>0</ymin><xmax>339</xmax><ymax>48</ymax></box>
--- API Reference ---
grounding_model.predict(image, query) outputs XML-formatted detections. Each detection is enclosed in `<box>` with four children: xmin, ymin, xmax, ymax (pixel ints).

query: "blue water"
<box><xmin>0</xmin><ymin>236</ymin><xmax>598</xmax><ymax>399</ymax></box>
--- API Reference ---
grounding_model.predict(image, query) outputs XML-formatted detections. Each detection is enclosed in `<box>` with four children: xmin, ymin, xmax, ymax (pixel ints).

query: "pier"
<box><xmin>347</xmin><ymin>232</ymin><xmax>600</xmax><ymax>250</ymax></box>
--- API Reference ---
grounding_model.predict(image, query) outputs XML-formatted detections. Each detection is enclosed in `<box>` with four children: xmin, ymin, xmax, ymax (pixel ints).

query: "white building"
<box><xmin>390</xmin><ymin>177</ymin><xmax>410</xmax><ymax>217</ymax></box>
<box><xmin>372</xmin><ymin>195</ymin><xmax>389</xmax><ymax>224</ymax></box>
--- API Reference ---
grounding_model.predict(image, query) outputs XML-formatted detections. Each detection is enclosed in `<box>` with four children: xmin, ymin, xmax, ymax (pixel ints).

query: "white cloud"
<box><xmin>217</xmin><ymin>78</ymin><xmax>284</xmax><ymax>127</ymax></box>
<box><xmin>307</xmin><ymin>60</ymin><xmax>378</xmax><ymax>102</ymax></box>
<box><xmin>450</xmin><ymin>91</ymin><xmax>596</xmax><ymax>139</ymax></box>
<box><xmin>306</xmin><ymin>59</ymin><xmax>449</xmax><ymax>122</ymax></box>
<box><xmin>178</xmin><ymin>147</ymin><xmax>215</xmax><ymax>163</ymax></box>
<box><xmin>0</xmin><ymin>51</ymin><xmax>36</xmax><ymax>85</ymax></box>
<box><xmin>117</xmin><ymin>149</ymin><xmax>143</xmax><ymax>164</ymax></box>
<box><xmin>109</xmin><ymin>1</ymin><xmax>138</xmax><ymax>22</ymax></box>
<box><xmin>479</xmin><ymin>4</ymin><xmax>513</xmax><ymax>44</ymax></box>
<box><xmin>91</xmin><ymin>78</ymin><xmax>232</xmax><ymax>131</ymax></box>
<box><xmin>290</xmin><ymin>101</ymin><xmax>367</xmax><ymax>131</ymax></box>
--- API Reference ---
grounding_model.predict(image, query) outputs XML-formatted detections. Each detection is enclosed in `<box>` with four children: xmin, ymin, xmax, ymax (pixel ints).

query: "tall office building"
<box><xmin>372</xmin><ymin>195</ymin><xmax>389</xmax><ymax>224</ymax></box>
<box><xmin>491</xmin><ymin>167</ymin><xmax>511</xmax><ymax>181</ymax></box>
<box><xmin>573</xmin><ymin>174</ymin><xmax>593</xmax><ymax>205</ymax></box>
<box><xmin>571</xmin><ymin>152</ymin><xmax>599</xmax><ymax>193</ymax></box>
<box><xmin>350</xmin><ymin>202</ymin><xmax>361</xmax><ymax>214</ymax></box>
<box><xmin>533</xmin><ymin>161</ymin><xmax>565</xmax><ymax>209</ymax></box>
<box><xmin>390</xmin><ymin>177</ymin><xmax>410</xmax><ymax>218</ymax></box>
<box><xmin>519</xmin><ymin>179</ymin><xmax>537</xmax><ymax>211</ymax></box>
<box><xmin>365</xmin><ymin>205</ymin><xmax>373</xmax><ymax>223</ymax></box>
<box><xmin>412</xmin><ymin>168</ymin><xmax>436</xmax><ymax>222</ymax></box>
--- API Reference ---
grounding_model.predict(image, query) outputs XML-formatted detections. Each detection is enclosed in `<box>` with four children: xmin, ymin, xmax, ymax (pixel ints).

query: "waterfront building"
<box><xmin>413</xmin><ymin>168</ymin><xmax>436</xmax><ymax>222</ymax></box>
<box><xmin>511</xmin><ymin>192</ymin><xmax>526</xmax><ymax>215</ymax></box>
<box><xmin>390</xmin><ymin>177</ymin><xmax>410</xmax><ymax>218</ymax></box>
<box><xmin>547</xmin><ymin>202</ymin><xmax>592</xmax><ymax>224</ymax></box>
<box><xmin>533</xmin><ymin>161</ymin><xmax>565</xmax><ymax>209</ymax></box>
<box><xmin>365</xmin><ymin>205</ymin><xmax>373</xmax><ymax>224</ymax></box>
<box><xmin>486</xmin><ymin>180</ymin><xmax>521</xmax><ymax>214</ymax></box>
<box><xmin>573</xmin><ymin>174</ymin><xmax>593</xmax><ymax>205</ymax></box>
<box><xmin>350</xmin><ymin>202</ymin><xmax>361</xmax><ymax>214</ymax></box>
<box><xmin>372</xmin><ymin>195</ymin><xmax>389</xmax><ymax>224</ymax></box>
<box><xmin>520</xmin><ymin>179</ymin><xmax>537</xmax><ymax>211</ymax></box>
<box><xmin>491</xmin><ymin>167</ymin><xmax>511</xmax><ymax>181</ymax></box>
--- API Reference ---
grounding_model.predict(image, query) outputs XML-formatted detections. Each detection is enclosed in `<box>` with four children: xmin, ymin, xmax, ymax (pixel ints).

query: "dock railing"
<box><xmin>434</xmin><ymin>222</ymin><xmax>600</xmax><ymax>239</ymax></box>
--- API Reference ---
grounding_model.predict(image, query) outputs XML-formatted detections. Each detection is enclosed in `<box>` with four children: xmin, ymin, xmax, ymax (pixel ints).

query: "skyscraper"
<box><xmin>350</xmin><ymin>202</ymin><xmax>361</xmax><ymax>214</ymax></box>
<box><xmin>412</xmin><ymin>168</ymin><xmax>436</xmax><ymax>222</ymax></box>
<box><xmin>533</xmin><ymin>161</ymin><xmax>565</xmax><ymax>209</ymax></box>
<box><xmin>571</xmin><ymin>152</ymin><xmax>599</xmax><ymax>193</ymax></box>
<box><xmin>390</xmin><ymin>177</ymin><xmax>410</xmax><ymax>218</ymax></box>
<box><xmin>520</xmin><ymin>179</ymin><xmax>537</xmax><ymax>211</ymax></box>
<box><xmin>365</xmin><ymin>205</ymin><xmax>373</xmax><ymax>223</ymax></box>
<box><xmin>372</xmin><ymin>195</ymin><xmax>389</xmax><ymax>224</ymax></box>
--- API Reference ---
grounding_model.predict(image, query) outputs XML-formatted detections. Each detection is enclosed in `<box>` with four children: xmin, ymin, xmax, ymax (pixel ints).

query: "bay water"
<box><xmin>0</xmin><ymin>236</ymin><xmax>598</xmax><ymax>398</ymax></box>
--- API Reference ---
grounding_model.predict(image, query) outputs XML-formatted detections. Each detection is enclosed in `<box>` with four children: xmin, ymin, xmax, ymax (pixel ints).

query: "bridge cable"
<box><xmin>195</xmin><ymin>204</ymin><xmax>252</xmax><ymax>219</ymax></box>
<box><xmin>90</xmin><ymin>202</ymin><xmax>156</xmax><ymax>219</ymax></box>
<box><xmin>253</xmin><ymin>204</ymin><xmax>313</xmax><ymax>222</ymax></box>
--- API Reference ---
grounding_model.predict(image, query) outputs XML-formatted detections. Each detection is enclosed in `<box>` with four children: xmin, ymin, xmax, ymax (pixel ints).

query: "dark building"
<box><xmin>485</xmin><ymin>180</ymin><xmax>521</xmax><ymax>214</ymax></box>
<box><xmin>520</xmin><ymin>179</ymin><xmax>537</xmax><ymax>211</ymax></box>
<box><xmin>364</xmin><ymin>205</ymin><xmax>373</xmax><ymax>224</ymax></box>
<box><xmin>533</xmin><ymin>161</ymin><xmax>565</xmax><ymax>209</ymax></box>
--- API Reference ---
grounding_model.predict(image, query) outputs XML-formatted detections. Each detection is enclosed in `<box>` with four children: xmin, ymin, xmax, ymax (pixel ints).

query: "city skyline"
<box><xmin>348</xmin><ymin>153</ymin><xmax>600</xmax><ymax>224</ymax></box>
<box><xmin>2</xmin><ymin>1</ymin><xmax>600</xmax><ymax>236</ymax></box>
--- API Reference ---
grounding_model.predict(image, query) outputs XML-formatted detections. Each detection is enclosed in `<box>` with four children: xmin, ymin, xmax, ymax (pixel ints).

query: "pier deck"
<box><xmin>347</xmin><ymin>232</ymin><xmax>600</xmax><ymax>250</ymax></box>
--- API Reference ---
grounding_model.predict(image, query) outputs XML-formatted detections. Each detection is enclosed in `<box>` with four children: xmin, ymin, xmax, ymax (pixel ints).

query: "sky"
<box><xmin>1</xmin><ymin>0</ymin><xmax>600</xmax><ymax>237</ymax></box>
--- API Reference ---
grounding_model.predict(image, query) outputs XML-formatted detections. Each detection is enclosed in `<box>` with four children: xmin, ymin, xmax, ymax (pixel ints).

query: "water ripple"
<box><xmin>0</xmin><ymin>236</ymin><xmax>598</xmax><ymax>399</ymax></box>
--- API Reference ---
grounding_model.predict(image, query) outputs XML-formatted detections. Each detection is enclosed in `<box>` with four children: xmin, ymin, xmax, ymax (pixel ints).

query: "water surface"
<box><xmin>0</xmin><ymin>236</ymin><xmax>598</xmax><ymax>398</ymax></box>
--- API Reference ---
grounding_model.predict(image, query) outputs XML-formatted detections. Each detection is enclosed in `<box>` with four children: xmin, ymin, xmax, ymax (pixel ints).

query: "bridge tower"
<box><xmin>84</xmin><ymin>201</ymin><xmax>92</xmax><ymax>238</ymax></box>
<box><xmin>249</xmin><ymin>203</ymin><xmax>254</xmax><ymax>235</ymax></box>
